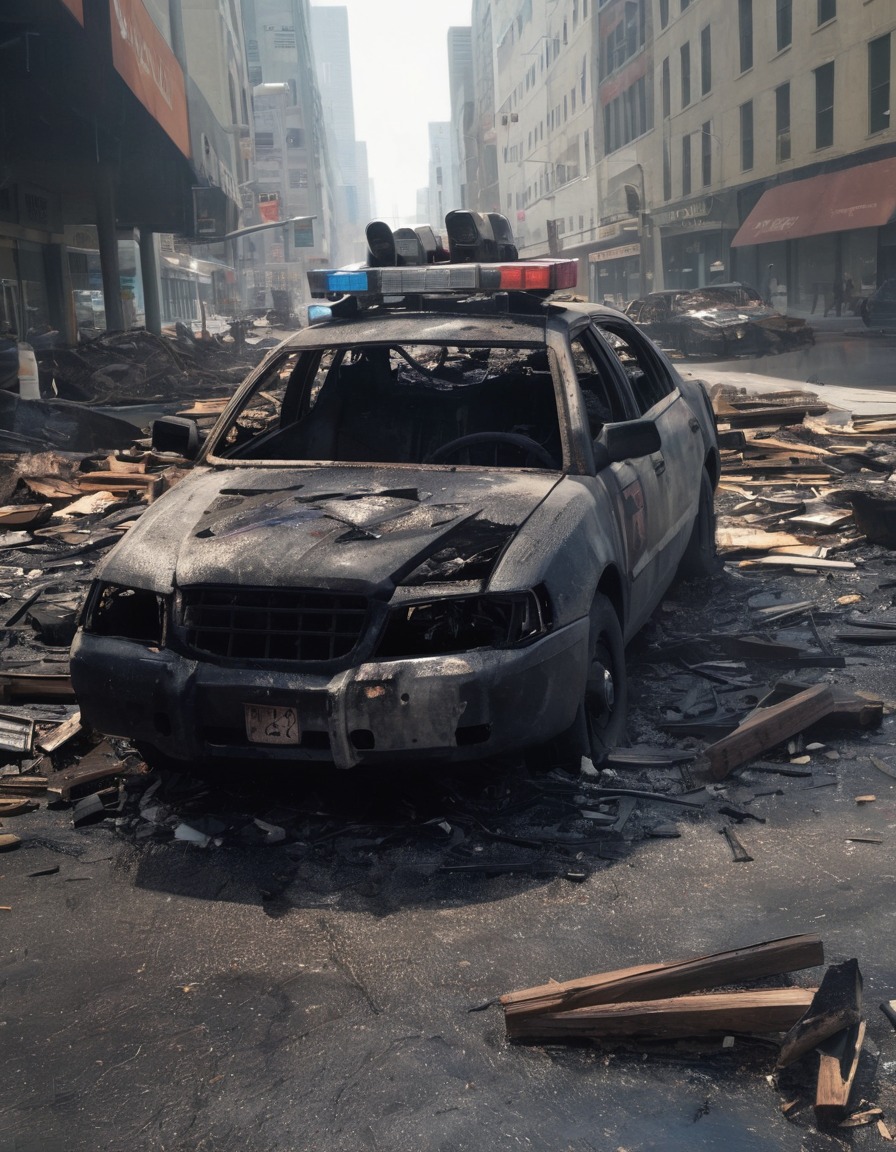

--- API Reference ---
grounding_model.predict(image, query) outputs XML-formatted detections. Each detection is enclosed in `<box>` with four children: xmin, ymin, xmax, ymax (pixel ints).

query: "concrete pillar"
<box><xmin>95</xmin><ymin>164</ymin><xmax>125</xmax><ymax>332</ymax></box>
<box><xmin>139</xmin><ymin>229</ymin><xmax>162</xmax><ymax>335</ymax></box>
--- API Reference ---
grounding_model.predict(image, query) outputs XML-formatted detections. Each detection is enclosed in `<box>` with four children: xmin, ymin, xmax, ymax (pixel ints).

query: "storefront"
<box><xmin>588</xmin><ymin>240</ymin><xmax>642</xmax><ymax>306</ymax></box>
<box><xmin>654</xmin><ymin>193</ymin><xmax>738</xmax><ymax>291</ymax></box>
<box><xmin>160</xmin><ymin>243</ymin><xmax>235</xmax><ymax>327</ymax></box>
<box><xmin>66</xmin><ymin>226</ymin><xmax>146</xmax><ymax>332</ymax></box>
<box><xmin>731</xmin><ymin>154</ymin><xmax>896</xmax><ymax>315</ymax></box>
<box><xmin>0</xmin><ymin>183</ymin><xmax>65</xmax><ymax>340</ymax></box>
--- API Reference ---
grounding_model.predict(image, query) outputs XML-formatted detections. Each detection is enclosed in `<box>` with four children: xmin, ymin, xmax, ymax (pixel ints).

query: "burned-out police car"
<box><xmin>71</xmin><ymin>212</ymin><xmax>719</xmax><ymax>772</ymax></box>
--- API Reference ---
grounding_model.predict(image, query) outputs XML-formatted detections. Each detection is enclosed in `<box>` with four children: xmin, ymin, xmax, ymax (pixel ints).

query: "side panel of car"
<box><xmin>588</xmin><ymin>319</ymin><xmax>707</xmax><ymax>615</ymax></box>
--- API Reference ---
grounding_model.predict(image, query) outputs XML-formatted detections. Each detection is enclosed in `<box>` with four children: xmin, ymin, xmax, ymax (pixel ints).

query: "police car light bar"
<box><xmin>307</xmin><ymin>258</ymin><xmax>577</xmax><ymax>299</ymax></box>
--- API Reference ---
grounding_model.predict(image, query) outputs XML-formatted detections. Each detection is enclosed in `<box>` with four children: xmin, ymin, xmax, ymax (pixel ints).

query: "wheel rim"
<box><xmin>584</xmin><ymin>637</ymin><xmax>616</xmax><ymax>741</ymax></box>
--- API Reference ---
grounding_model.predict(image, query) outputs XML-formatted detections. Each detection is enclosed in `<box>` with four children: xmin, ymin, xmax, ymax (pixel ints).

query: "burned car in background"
<box><xmin>71</xmin><ymin>213</ymin><xmax>719</xmax><ymax>774</ymax></box>
<box><xmin>626</xmin><ymin>284</ymin><xmax>813</xmax><ymax>358</ymax></box>
<box><xmin>861</xmin><ymin>279</ymin><xmax>896</xmax><ymax>331</ymax></box>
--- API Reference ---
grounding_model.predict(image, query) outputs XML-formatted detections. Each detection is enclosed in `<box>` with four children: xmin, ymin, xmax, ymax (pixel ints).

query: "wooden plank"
<box><xmin>506</xmin><ymin>988</ymin><xmax>816</xmax><ymax>1041</ymax></box>
<box><xmin>737</xmin><ymin>556</ymin><xmax>856</xmax><ymax>570</ymax></box>
<box><xmin>47</xmin><ymin>739</ymin><xmax>130</xmax><ymax>802</ymax></box>
<box><xmin>0</xmin><ymin>775</ymin><xmax>48</xmax><ymax>794</ymax></box>
<box><xmin>501</xmin><ymin>934</ymin><xmax>824</xmax><ymax>1023</ymax></box>
<box><xmin>704</xmin><ymin>684</ymin><xmax>835</xmax><ymax>780</ymax></box>
<box><xmin>778</xmin><ymin>959</ymin><xmax>862</xmax><ymax>1067</ymax></box>
<box><xmin>0</xmin><ymin>503</ymin><xmax>52</xmax><ymax>529</ymax></box>
<box><xmin>716</xmin><ymin>528</ymin><xmax>804</xmax><ymax>553</ymax></box>
<box><xmin>77</xmin><ymin>474</ymin><xmax>162</xmax><ymax>501</ymax></box>
<box><xmin>815</xmin><ymin>1020</ymin><xmax>866</xmax><ymax>1122</ymax></box>
<box><xmin>22</xmin><ymin>477</ymin><xmax>81</xmax><ymax>500</ymax></box>
<box><xmin>759</xmin><ymin>682</ymin><xmax>883</xmax><ymax>730</ymax></box>
<box><xmin>0</xmin><ymin>673</ymin><xmax>76</xmax><ymax>702</ymax></box>
<box><xmin>36</xmin><ymin>710</ymin><xmax>82</xmax><ymax>753</ymax></box>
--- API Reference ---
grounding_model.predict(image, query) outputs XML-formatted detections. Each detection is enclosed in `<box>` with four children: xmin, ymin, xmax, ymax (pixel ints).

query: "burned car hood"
<box><xmin>676</xmin><ymin>305</ymin><xmax>774</xmax><ymax>330</ymax></box>
<box><xmin>99</xmin><ymin>465</ymin><xmax>562</xmax><ymax>596</ymax></box>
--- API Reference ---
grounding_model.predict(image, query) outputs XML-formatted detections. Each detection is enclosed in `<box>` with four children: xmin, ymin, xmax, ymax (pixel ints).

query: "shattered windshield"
<box><xmin>211</xmin><ymin>341</ymin><xmax>563</xmax><ymax>470</ymax></box>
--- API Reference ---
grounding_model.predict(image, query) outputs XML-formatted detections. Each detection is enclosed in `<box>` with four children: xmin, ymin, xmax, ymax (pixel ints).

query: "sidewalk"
<box><xmin>680</xmin><ymin>363</ymin><xmax>896</xmax><ymax>416</ymax></box>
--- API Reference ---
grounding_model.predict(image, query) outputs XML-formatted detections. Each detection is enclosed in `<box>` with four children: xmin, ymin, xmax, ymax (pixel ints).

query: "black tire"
<box><xmin>676</xmin><ymin>468</ymin><xmax>717</xmax><ymax>580</ymax></box>
<box><xmin>536</xmin><ymin>593</ymin><xmax>627</xmax><ymax>770</ymax></box>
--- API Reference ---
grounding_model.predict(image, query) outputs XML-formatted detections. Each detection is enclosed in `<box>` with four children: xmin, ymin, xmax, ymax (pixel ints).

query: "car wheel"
<box><xmin>581</xmin><ymin>593</ymin><xmax>628</xmax><ymax>763</ymax></box>
<box><xmin>675</xmin><ymin>468</ymin><xmax>718</xmax><ymax>580</ymax></box>
<box><xmin>531</xmin><ymin>593</ymin><xmax>627</xmax><ymax>771</ymax></box>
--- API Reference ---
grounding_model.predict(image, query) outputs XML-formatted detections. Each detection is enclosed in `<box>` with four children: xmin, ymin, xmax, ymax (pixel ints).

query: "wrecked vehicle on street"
<box><xmin>626</xmin><ymin>284</ymin><xmax>813</xmax><ymax>358</ymax></box>
<box><xmin>71</xmin><ymin>212</ymin><xmax>719</xmax><ymax>773</ymax></box>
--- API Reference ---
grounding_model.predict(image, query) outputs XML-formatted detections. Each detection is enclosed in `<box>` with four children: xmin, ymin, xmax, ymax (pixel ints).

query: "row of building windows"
<box><xmin>604</xmin><ymin>75</ymin><xmax>651</xmax><ymax>153</ymax></box>
<box><xmin>660</xmin><ymin>29</ymin><xmax>890</xmax><ymax>204</ymax></box>
<box><xmin>661</xmin><ymin>26</ymin><xmax>711</xmax><ymax>118</ymax></box>
<box><xmin>738</xmin><ymin>34</ymin><xmax>891</xmax><ymax>173</ymax></box>
<box><xmin>505</xmin><ymin>128</ymin><xmax>593</xmax><ymax>210</ymax></box>
<box><xmin>738</xmin><ymin>0</ymin><xmax>836</xmax><ymax>74</ymax></box>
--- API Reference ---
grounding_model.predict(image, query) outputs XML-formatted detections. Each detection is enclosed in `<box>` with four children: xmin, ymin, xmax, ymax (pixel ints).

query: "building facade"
<box><xmin>0</xmin><ymin>0</ymin><xmax>254</xmax><ymax>342</ymax></box>
<box><xmin>462</xmin><ymin>0</ymin><xmax>896</xmax><ymax>308</ymax></box>
<box><xmin>240</xmin><ymin>0</ymin><xmax>339</xmax><ymax>313</ymax></box>
<box><xmin>311</xmin><ymin>5</ymin><xmax>370</xmax><ymax>265</ymax></box>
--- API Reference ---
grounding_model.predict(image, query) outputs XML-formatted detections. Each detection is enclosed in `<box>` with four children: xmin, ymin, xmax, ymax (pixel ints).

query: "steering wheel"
<box><xmin>425</xmin><ymin>431</ymin><xmax>558</xmax><ymax>468</ymax></box>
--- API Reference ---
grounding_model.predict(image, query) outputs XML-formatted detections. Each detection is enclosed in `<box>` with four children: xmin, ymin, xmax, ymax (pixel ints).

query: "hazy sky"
<box><xmin>311</xmin><ymin>0</ymin><xmax>473</xmax><ymax>225</ymax></box>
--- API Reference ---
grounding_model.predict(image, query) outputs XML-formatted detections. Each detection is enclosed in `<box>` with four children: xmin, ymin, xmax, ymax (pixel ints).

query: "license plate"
<box><xmin>244</xmin><ymin>704</ymin><xmax>300</xmax><ymax>745</ymax></box>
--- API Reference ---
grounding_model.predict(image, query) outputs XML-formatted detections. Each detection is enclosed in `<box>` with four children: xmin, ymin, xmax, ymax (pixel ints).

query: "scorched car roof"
<box><xmin>278</xmin><ymin>302</ymin><xmax>626</xmax><ymax>351</ymax></box>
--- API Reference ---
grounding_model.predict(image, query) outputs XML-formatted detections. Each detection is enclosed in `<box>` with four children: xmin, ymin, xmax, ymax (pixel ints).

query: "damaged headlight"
<box><xmin>82</xmin><ymin>582</ymin><xmax>168</xmax><ymax>646</ymax></box>
<box><xmin>376</xmin><ymin>589</ymin><xmax>551</xmax><ymax>659</ymax></box>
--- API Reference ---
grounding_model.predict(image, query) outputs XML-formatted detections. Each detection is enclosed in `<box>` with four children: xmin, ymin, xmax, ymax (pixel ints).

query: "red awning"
<box><xmin>731</xmin><ymin>157</ymin><xmax>896</xmax><ymax>247</ymax></box>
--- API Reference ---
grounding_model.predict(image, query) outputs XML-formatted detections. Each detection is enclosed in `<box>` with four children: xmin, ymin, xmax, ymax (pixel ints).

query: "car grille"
<box><xmin>181</xmin><ymin>587</ymin><xmax>368</xmax><ymax>662</ymax></box>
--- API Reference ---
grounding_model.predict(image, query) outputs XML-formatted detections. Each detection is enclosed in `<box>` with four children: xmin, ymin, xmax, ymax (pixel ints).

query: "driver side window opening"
<box><xmin>216</xmin><ymin>342</ymin><xmax>564</xmax><ymax>469</ymax></box>
<box><xmin>570</xmin><ymin>336</ymin><xmax>629</xmax><ymax>436</ymax></box>
<box><xmin>595</xmin><ymin>324</ymin><xmax>675</xmax><ymax>416</ymax></box>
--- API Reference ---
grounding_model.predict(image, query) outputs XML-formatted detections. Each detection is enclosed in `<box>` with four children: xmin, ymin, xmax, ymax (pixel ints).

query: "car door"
<box><xmin>591</xmin><ymin>318</ymin><xmax>706</xmax><ymax>584</ymax></box>
<box><xmin>566</xmin><ymin>327</ymin><xmax>669</xmax><ymax>628</ymax></box>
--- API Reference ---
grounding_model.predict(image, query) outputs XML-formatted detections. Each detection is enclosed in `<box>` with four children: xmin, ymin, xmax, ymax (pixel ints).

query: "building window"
<box><xmin>681</xmin><ymin>134</ymin><xmax>692</xmax><ymax>196</ymax></box>
<box><xmin>680</xmin><ymin>43</ymin><xmax>691</xmax><ymax>108</ymax></box>
<box><xmin>659</xmin><ymin>0</ymin><xmax>669</xmax><ymax>28</ymax></box>
<box><xmin>775</xmin><ymin>83</ymin><xmax>791</xmax><ymax>161</ymax></box>
<box><xmin>663</xmin><ymin>140</ymin><xmax>672</xmax><ymax>200</ymax></box>
<box><xmin>604</xmin><ymin>0</ymin><xmax>646</xmax><ymax>74</ymax></box>
<box><xmin>700</xmin><ymin>25</ymin><xmax>711</xmax><ymax>95</ymax></box>
<box><xmin>701</xmin><ymin>122</ymin><xmax>712</xmax><ymax>185</ymax></box>
<box><xmin>740</xmin><ymin>100</ymin><xmax>753</xmax><ymax>170</ymax></box>
<box><xmin>661</xmin><ymin>56</ymin><xmax>670</xmax><ymax>119</ymax></box>
<box><xmin>817</xmin><ymin>0</ymin><xmax>835</xmax><ymax>25</ymax></box>
<box><xmin>815</xmin><ymin>61</ymin><xmax>834</xmax><ymax>148</ymax></box>
<box><xmin>738</xmin><ymin>0</ymin><xmax>752</xmax><ymax>73</ymax></box>
<box><xmin>603</xmin><ymin>75</ymin><xmax>650</xmax><ymax>153</ymax></box>
<box><xmin>869</xmin><ymin>34</ymin><xmax>891</xmax><ymax>135</ymax></box>
<box><xmin>776</xmin><ymin>0</ymin><xmax>791</xmax><ymax>51</ymax></box>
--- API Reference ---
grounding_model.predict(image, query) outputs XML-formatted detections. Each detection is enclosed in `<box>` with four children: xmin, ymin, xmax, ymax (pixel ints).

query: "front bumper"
<box><xmin>70</xmin><ymin>618</ymin><xmax>589</xmax><ymax>769</ymax></box>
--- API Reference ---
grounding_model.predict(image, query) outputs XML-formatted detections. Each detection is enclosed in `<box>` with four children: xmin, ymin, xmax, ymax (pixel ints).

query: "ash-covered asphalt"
<box><xmin>4</xmin><ymin>555</ymin><xmax>896</xmax><ymax>1152</ymax></box>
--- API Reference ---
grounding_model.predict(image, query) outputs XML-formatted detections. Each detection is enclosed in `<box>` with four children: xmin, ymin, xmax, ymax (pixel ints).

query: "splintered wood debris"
<box><xmin>500</xmin><ymin>939</ymin><xmax>873</xmax><ymax>1133</ymax></box>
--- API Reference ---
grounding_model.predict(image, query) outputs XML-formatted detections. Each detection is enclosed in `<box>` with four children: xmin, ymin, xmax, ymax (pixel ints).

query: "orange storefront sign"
<box><xmin>60</xmin><ymin>0</ymin><xmax>84</xmax><ymax>24</ymax></box>
<box><xmin>109</xmin><ymin>0</ymin><xmax>191</xmax><ymax>158</ymax></box>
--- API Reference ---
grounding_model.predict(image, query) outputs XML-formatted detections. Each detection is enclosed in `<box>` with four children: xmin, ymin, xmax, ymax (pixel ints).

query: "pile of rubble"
<box><xmin>44</xmin><ymin>327</ymin><xmax>277</xmax><ymax>407</ymax></box>
<box><xmin>0</xmin><ymin>328</ymin><xmax>280</xmax><ymax>455</ymax></box>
